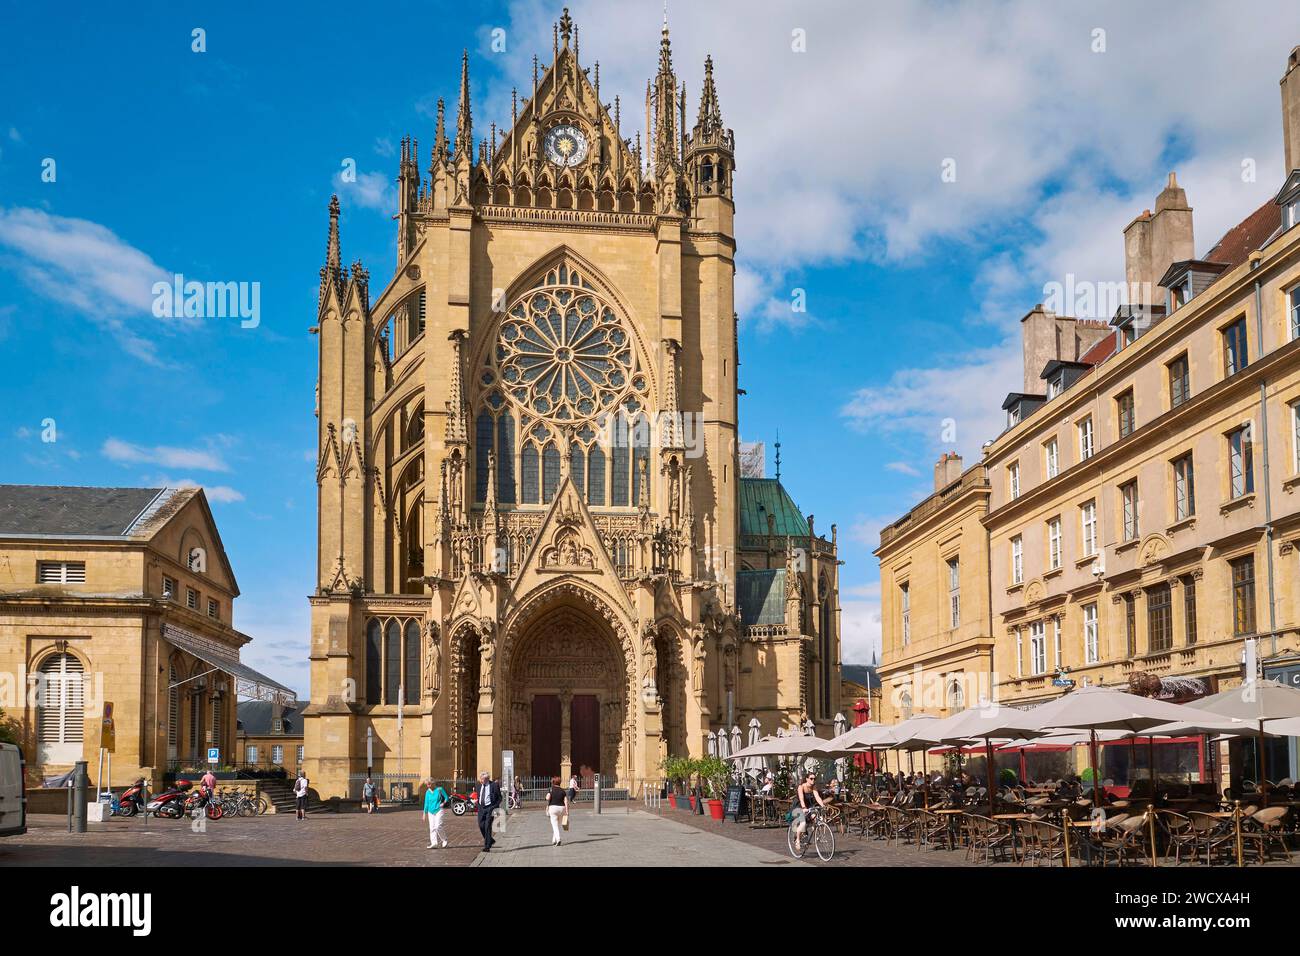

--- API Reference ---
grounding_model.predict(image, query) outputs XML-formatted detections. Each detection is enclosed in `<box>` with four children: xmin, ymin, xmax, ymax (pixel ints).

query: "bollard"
<box><xmin>72</xmin><ymin>760</ymin><xmax>89</xmax><ymax>834</ymax></box>
<box><xmin>594</xmin><ymin>773</ymin><xmax>602</xmax><ymax>815</ymax></box>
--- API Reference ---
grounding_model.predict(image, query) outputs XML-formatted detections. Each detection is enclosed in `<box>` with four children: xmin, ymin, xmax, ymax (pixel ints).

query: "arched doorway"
<box><xmin>448</xmin><ymin>626</ymin><xmax>481</xmax><ymax>780</ymax></box>
<box><xmin>505</xmin><ymin>603</ymin><xmax>629</xmax><ymax>783</ymax></box>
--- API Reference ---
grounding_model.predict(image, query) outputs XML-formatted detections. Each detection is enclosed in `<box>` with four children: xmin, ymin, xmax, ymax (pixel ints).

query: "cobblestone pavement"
<box><xmin>473</xmin><ymin>805</ymin><xmax>807</xmax><ymax>867</ymax></box>
<box><xmin>1</xmin><ymin>810</ymin><xmax>482</xmax><ymax>867</ymax></box>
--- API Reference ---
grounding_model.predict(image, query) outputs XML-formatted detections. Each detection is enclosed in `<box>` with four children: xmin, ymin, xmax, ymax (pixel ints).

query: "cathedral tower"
<box><xmin>303</xmin><ymin>9</ymin><xmax>842</xmax><ymax>797</ymax></box>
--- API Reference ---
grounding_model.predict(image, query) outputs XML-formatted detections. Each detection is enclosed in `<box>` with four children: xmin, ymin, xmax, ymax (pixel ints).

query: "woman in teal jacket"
<box><xmin>423</xmin><ymin>779</ymin><xmax>450</xmax><ymax>849</ymax></box>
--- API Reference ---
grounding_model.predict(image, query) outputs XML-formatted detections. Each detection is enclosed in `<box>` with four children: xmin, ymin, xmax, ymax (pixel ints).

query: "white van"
<box><xmin>0</xmin><ymin>743</ymin><xmax>27</xmax><ymax>837</ymax></box>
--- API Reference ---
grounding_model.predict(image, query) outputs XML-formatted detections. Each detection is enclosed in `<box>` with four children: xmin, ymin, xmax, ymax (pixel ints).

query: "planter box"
<box><xmin>706</xmin><ymin>798</ymin><xmax>725</xmax><ymax>821</ymax></box>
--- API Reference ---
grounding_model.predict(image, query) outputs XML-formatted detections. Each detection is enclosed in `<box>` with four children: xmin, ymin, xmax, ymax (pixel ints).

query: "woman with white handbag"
<box><xmin>545</xmin><ymin>775</ymin><xmax>570</xmax><ymax>846</ymax></box>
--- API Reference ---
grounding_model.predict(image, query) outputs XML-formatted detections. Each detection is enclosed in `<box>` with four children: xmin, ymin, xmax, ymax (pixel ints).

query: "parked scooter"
<box><xmin>146</xmin><ymin>779</ymin><xmax>193</xmax><ymax>818</ymax></box>
<box><xmin>448</xmin><ymin>789</ymin><xmax>479</xmax><ymax>816</ymax></box>
<box><xmin>184</xmin><ymin>785</ymin><xmax>223</xmax><ymax>820</ymax></box>
<box><xmin>113</xmin><ymin>778</ymin><xmax>148</xmax><ymax>817</ymax></box>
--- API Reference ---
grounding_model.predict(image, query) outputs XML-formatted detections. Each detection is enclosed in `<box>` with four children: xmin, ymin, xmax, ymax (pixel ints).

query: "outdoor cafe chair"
<box><xmin>963</xmin><ymin>813</ymin><xmax>1014</xmax><ymax>864</ymax></box>
<box><xmin>1157</xmin><ymin>810</ymin><xmax>1198</xmax><ymax>865</ymax></box>
<box><xmin>886</xmin><ymin>806</ymin><xmax>917</xmax><ymax>845</ymax></box>
<box><xmin>1020</xmin><ymin>819</ymin><xmax>1066</xmax><ymax>867</ymax></box>
<box><xmin>1242</xmin><ymin>806</ymin><xmax>1291</xmax><ymax>864</ymax></box>
<box><xmin>1090</xmin><ymin>813</ymin><xmax>1151</xmax><ymax>867</ymax></box>
<box><xmin>914</xmin><ymin>809</ymin><xmax>950</xmax><ymax>851</ymax></box>
<box><xmin>1186</xmin><ymin>811</ymin><xmax>1235</xmax><ymax>866</ymax></box>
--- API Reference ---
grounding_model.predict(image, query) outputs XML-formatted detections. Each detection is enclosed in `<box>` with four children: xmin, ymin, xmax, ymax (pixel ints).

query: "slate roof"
<box><xmin>842</xmin><ymin>663</ymin><xmax>881</xmax><ymax>690</ymax></box>
<box><xmin>736</xmin><ymin>568</ymin><xmax>786</xmax><ymax>627</ymax></box>
<box><xmin>236</xmin><ymin>700</ymin><xmax>304</xmax><ymax>736</ymax></box>
<box><xmin>738</xmin><ymin>478</ymin><xmax>810</xmax><ymax>537</ymax></box>
<box><xmin>0</xmin><ymin>485</ymin><xmax>172</xmax><ymax>537</ymax></box>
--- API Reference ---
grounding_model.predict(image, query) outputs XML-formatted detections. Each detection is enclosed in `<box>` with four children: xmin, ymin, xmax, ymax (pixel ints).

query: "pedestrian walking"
<box><xmin>362</xmin><ymin>776</ymin><xmax>377</xmax><ymax>814</ymax></box>
<box><xmin>423</xmin><ymin>779</ymin><xmax>450</xmax><ymax>849</ymax></box>
<box><xmin>475</xmin><ymin>771</ymin><xmax>501</xmax><ymax>852</ymax></box>
<box><xmin>567</xmin><ymin>773</ymin><xmax>579</xmax><ymax>805</ymax></box>
<box><xmin>293</xmin><ymin>770</ymin><xmax>310</xmax><ymax>821</ymax></box>
<box><xmin>545</xmin><ymin>775</ymin><xmax>569</xmax><ymax>846</ymax></box>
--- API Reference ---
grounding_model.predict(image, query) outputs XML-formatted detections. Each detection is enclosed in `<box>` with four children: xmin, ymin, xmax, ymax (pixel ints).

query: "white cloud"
<box><xmin>885</xmin><ymin>461</ymin><xmax>919</xmax><ymax>477</ymax></box>
<box><xmin>0</xmin><ymin>206</ymin><xmax>183</xmax><ymax>363</ymax></box>
<box><xmin>840</xmin><ymin>339</ymin><xmax>1022</xmax><ymax>460</ymax></box>
<box><xmin>155</xmin><ymin>477</ymin><xmax>245</xmax><ymax>504</ymax></box>
<box><xmin>102</xmin><ymin>437</ymin><xmax>230</xmax><ymax>472</ymax></box>
<box><xmin>483</xmin><ymin>0</ymin><xmax>1298</xmax><ymax>330</ymax></box>
<box><xmin>333</xmin><ymin>169</ymin><xmax>396</xmax><ymax>213</ymax></box>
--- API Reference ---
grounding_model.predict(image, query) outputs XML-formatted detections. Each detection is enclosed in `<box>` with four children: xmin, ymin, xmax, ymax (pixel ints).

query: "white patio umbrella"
<box><xmin>928</xmin><ymin>703</ymin><xmax>1049</xmax><ymax>816</ymax></box>
<box><xmin>716</xmin><ymin>729</ymin><xmax>730</xmax><ymax>760</ymax></box>
<box><xmin>833</xmin><ymin>712</ymin><xmax>848</xmax><ymax>781</ymax></box>
<box><xmin>1024</xmin><ymin>686</ymin><xmax>1224</xmax><ymax>806</ymax></box>
<box><xmin>1191</xmin><ymin>679</ymin><xmax>1300</xmax><ymax>788</ymax></box>
<box><xmin>706</xmin><ymin>731</ymin><xmax>717</xmax><ymax>757</ymax></box>
<box><xmin>730</xmin><ymin>724</ymin><xmax>743</xmax><ymax>758</ymax></box>
<box><xmin>745</xmin><ymin>718</ymin><xmax>763</xmax><ymax>777</ymax></box>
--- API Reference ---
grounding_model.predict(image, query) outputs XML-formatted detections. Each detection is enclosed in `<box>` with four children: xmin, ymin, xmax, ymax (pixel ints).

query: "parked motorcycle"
<box><xmin>184</xmin><ymin>786</ymin><xmax>222</xmax><ymax>820</ymax></box>
<box><xmin>146</xmin><ymin>779</ymin><xmax>193</xmax><ymax>818</ymax></box>
<box><xmin>449</xmin><ymin>790</ymin><xmax>479</xmax><ymax>816</ymax></box>
<box><xmin>113</xmin><ymin>778</ymin><xmax>148</xmax><ymax>817</ymax></box>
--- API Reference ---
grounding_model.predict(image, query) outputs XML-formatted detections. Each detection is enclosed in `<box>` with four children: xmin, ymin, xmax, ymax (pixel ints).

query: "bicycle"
<box><xmin>788</xmin><ymin>806</ymin><xmax>836</xmax><ymax>861</ymax></box>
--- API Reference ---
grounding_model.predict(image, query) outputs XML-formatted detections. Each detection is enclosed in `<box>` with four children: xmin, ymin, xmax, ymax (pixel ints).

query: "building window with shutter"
<box><xmin>37</xmin><ymin>652</ymin><xmax>85</xmax><ymax>764</ymax></box>
<box><xmin>37</xmin><ymin>561</ymin><xmax>86</xmax><ymax>584</ymax></box>
<box><xmin>162</xmin><ymin>575</ymin><xmax>176</xmax><ymax>599</ymax></box>
<box><xmin>207</xmin><ymin>598</ymin><xmax>219</xmax><ymax>620</ymax></box>
<box><xmin>186</xmin><ymin>588</ymin><xmax>198</xmax><ymax>610</ymax></box>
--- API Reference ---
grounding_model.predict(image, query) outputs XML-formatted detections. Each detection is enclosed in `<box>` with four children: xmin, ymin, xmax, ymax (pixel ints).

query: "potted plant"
<box><xmin>696</xmin><ymin>755</ymin><xmax>731</xmax><ymax>820</ymax></box>
<box><xmin>662</xmin><ymin>756</ymin><xmax>692</xmax><ymax>808</ymax></box>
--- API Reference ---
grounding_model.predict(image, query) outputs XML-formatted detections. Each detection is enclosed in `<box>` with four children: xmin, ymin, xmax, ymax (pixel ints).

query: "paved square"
<box><xmin>474</xmin><ymin>805</ymin><xmax>804</xmax><ymax>867</ymax></box>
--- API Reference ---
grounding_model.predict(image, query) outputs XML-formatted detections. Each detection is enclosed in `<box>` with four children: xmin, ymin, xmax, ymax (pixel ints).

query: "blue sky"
<box><xmin>3</xmin><ymin>1</ymin><xmax>1298</xmax><ymax>695</ymax></box>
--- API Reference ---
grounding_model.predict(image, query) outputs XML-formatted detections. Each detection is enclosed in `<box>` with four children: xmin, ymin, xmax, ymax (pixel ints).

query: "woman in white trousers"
<box><xmin>422</xmin><ymin>779</ymin><xmax>450</xmax><ymax>848</ymax></box>
<box><xmin>545</xmin><ymin>775</ymin><xmax>569</xmax><ymax>846</ymax></box>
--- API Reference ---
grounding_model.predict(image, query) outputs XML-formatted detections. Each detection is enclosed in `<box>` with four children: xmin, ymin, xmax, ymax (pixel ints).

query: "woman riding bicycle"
<box><xmin>792</xmin><ymin>772</ymin><xmax>827</xmax><ymax>854</ymax></box>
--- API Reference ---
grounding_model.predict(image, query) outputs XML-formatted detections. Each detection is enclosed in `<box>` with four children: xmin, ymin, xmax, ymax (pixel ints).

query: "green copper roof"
<box><xmin>738</xmin><ymin>478</ymin><xmax>810</xmax><ymax>538</ymax></box>
<box><xmin>736</xmin><ymin>568</ymin><xmax>786</xmax><ymax>627</ymax></box>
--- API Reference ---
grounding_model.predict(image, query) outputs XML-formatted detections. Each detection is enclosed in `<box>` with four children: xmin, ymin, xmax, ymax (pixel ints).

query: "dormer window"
<box><xmin>1159</xmin><ymin>260</ymin><xmax>1227</xmax><ymax>314</ymax></box>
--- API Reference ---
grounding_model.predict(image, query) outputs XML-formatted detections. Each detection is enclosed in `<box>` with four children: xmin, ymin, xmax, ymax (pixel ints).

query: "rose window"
<box><xmin>482</xmin><ymin>267</ymin><xmax>644</xmax><ymax>425</ymax></box>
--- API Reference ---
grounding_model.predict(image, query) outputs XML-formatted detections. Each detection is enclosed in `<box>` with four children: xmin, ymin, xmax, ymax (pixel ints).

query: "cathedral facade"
<box><xmin>303</xmin><ymin>10</ymin><xmax>842</xmax><ymax>798</ymax></box>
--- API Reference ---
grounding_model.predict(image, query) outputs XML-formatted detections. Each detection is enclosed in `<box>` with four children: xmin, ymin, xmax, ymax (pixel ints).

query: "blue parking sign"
<box><xmin>207</xmin><ymin>748</ymin><xmax>220</xmax><ymax>765</ymax></box>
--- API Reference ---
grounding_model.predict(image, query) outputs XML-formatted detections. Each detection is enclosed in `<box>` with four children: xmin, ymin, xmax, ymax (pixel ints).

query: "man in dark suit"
<box><xmin>475</xmin><ymin>771</ymin><xmax>502</xmax><ymax>852</ymax></box>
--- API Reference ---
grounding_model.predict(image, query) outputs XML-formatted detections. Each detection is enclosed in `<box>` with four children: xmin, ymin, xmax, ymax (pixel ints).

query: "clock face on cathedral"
<box><xmin>543</xmin><ymin>123</ymin><xmax>588</xmax><ymax>167</ymax></box>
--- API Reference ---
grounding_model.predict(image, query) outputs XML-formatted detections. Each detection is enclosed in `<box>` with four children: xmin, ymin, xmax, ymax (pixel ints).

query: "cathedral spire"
<box><xmin>433</xmin><ymin>97</ymin><xmax>448</xmax><ymax>164</ymax></box>
<box><xmin>694</xmin><ymin>55</ymin><xmax>724</xmax><ymax>141</ymax></box>
<box><xmin>319</xmin><ymin>194</ymin><xmax>344</xmax><ymax>306</ymax></box>
<box><xmin>325</xmin><ymin>194</ymin><xmax>341</xmax><ymax>272</ymax></box>
<box><xmin>453</xmin><ymin>50</ymin><xmax>472</xmax><ymax>161</ymax></box>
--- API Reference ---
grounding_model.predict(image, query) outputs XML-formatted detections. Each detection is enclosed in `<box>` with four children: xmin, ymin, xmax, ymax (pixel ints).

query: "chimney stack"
<box><xmin>1123</xmin><ymin>173</ymin><xmax>1193</xmax><ymax>307</ymax></box>
<box><xmin>934</xmin><ymin>452</ymin><xmax>963</xmax><ymax>492</ymax></box>
<box><xmin>1282</xmin><ymin>45</ymin><xmax>1300</xmax><ymax>174</ymax></box>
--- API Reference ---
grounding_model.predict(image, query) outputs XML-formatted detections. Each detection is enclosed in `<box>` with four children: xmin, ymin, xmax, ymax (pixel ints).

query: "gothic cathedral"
<box><xmin>303</xmin><ymin>10</ymin><xmax>843</xmax><ymax>798</ymax></box>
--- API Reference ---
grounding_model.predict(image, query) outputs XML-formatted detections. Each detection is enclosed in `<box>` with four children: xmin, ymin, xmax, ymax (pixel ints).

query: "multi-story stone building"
<box><xmin>303</xmin><ymin>11</ymin><xmax>842</xmax><ymax>798</ymax></box>
<box><xmin>236</xmin><ymin>700</ymin><xmax>304</xmax><ymax>773</ymax></box>
<box><xmin>876</xmin><ymin>454</ymin><xmax>993</xmax><ymax>724</ymax></box>
<box><xmin>878</xmin><ymin>46</ymin><xmax>1300</xmax><ymax>780</ymax></box>
<box><xmin>0</xmin><ymin>485</ymin><xmax>292</xmax><ymax>787</ymax></box>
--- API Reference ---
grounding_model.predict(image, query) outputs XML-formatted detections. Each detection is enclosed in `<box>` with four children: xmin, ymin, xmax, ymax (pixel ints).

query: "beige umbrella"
<box><xmin>1024</xmin><ymin>686</ymin><xmax>1224</xmax><ymax>806</ymax></box>
<box><xmin>1192</xmin><ymin>679</ymin><xmax>1300</xmax><ymax>794</ymax></box>
<box><xmin>930</xmin><ymin>704</ymin><xmax>1049</xmax><ymax>816</ymax></box>
<box><xmin>727</xmin><ymin>731</ymin><xmax>828</xmax><ymax>759</ymax></box>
